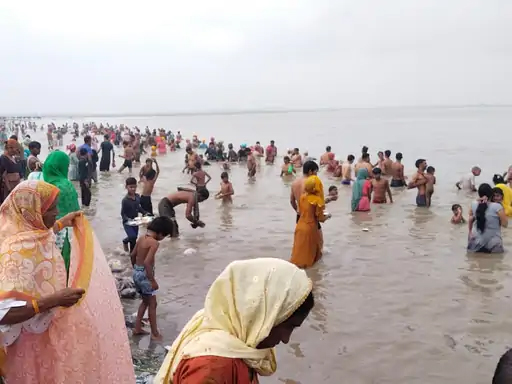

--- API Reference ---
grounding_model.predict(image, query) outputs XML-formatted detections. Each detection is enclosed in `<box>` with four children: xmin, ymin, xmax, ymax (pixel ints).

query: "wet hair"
<box><xmin>493</xmin><ymin>187</ymin><xmax>504</xmax><ymax>198</ymax></box>
<box><xmin>256</xmin><ymin>141</ymin><xmax>260</xmax><ymax>145</ymax></box>
<box><xmin>362</xmin><ymin>153</ymin><xmax>370</xmax><ymax>161</ymax></box>
<box><xmin>28</xmin><ymin>141</ymin><xmax>41</xmax><ymax>150</ymax></box>
<box><xmin>146</xmin><ymin>169</ymin><xmax>156</xmax><ymax>180</ymax></box>
<box><xmin>294</xmin><ymin>147</ymin><xmax>299</xmax><ymax>152</ymax></box>
<box><xmin>328</xmin><ymin>186</ymin><xmax>337</xmax><ymax>192</ymax></box>
<box><xmin>451</xmin><ymin>204</ymin><xmax>462</xmax><ymax>213</ymax></box>
<box><xmin>79</xmin><ymin>148</ymin><xmax>88</xmax><ymax>156</ymax></box>
<box><xmin>426</xmin><ymin>166</ymin><xmax>435</xmax><ymax>173</ymax></box>
<box><xmin>493</xmin><ymin>348</ymin><xmax>512</xmax><ymax>384</ymax></box>
<box><xmin>475</xmin><ymin>183</ymin><xmax>494</xmax><ymax>233</ymax></box>
<box><xmin>373</xmin><ymin>167</ymin><xmax>382</xmax><ymax>175</ymax></box>
<box><xmin>378</xmin><ymin>151</ymin><xmax>383</xmax><ymax>156</ymax></box>
<box><xmin>221</xmin><ymin>171</ymin><xmax>229</xmax><ymax>179</ymax></box>
<box><xmin>284</xmin><ymin>156</ymin><xmax>290</xmax><ymax>162</ymax></box>
<box><xmin>347</xmin><ymin>154</ymin><xmax>355</xmax><ymax>161</ymax></box>
<box><xmin>302</xmin><ymin>160</ymin><xmax>319</xmax><ymax>175</ymax></box>
<box><xmin>197</xmin><ymin>187</ymin><xmax>209</xmax><ymax>201</ymax></box>
<box><xmin>396</xmin><ymin>152</ymin><xmax>403</xmax><ymax>160</ymax></box>
<box><xmin>84</xmin><ymin>135</ymin><xmax>91</xmax><ymax>143</ymax></box>
<box><xmin>384</xmin><ymin>150</ymin><xmax>391</xmax><ymax>157</ymax></box>
<box><xmin>147</xmin><ymin>216</ymin><xmax>174</xmax><ymax>237</ymax></box>
<box><xmin>326</xmin><ymin>146</ymin><xmax>331</xmax><ymax>151</ymax></box>
<box><xmin>362</xmin><ymin>146</ymin><xmax>368</xmax><ymax>154</ymax></box>
<box><xmin>125</xmin><ymin>177</ymin><xmax>137</xmax><ymax>186</ymax></box>
<box><xmin>415</xmin><ymin>158</ymin><xmax>426</xmax><ymax>168</ymax></box>
<box><xmin>493</xmin><ymin>174</ymin><xmax>505</xmax><ymax>185</ymax></box>
<box><xmin>270</xmin><ymin>140</ymin><xmax>275</xmax><ymax>144</ymax></box>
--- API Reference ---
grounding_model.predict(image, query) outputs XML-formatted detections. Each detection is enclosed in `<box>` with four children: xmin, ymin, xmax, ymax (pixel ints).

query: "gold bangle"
<box><xmin>32</xmin><ymin>299</ymin><xmax>40</xmax><ymax>314</ymax></box>
<box><xmin>56</xmin><ymin>220</ymin><xmax>63</xmax><ymax>231</ymax></box>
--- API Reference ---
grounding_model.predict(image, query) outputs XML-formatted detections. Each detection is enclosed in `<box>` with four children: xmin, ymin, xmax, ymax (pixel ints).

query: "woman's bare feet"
<box><xmin>133</xmin><ymin>329</ymin><xmax>149</xmax><ymax>336</ymax></box>
<box><xmin>151</xmin><ymin>333</ymin><xmax>163</xmax><ymax>341</ymax></box>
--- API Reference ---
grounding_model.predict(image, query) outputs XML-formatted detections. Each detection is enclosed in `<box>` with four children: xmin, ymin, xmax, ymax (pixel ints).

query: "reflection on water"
<box><xmin>26</xmin><ymin>107</ymin><xmax>512</xmax><ymax>383</ymax></box>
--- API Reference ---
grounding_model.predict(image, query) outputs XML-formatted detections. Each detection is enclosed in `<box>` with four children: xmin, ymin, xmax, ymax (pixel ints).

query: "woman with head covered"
<box><xmin>154</xmin><ymin>258</ymin><xmax>315</xmax><ymax>383</ymax></box>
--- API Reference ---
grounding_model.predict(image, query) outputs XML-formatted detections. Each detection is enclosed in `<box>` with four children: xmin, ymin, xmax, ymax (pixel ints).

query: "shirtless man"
<box><xmin>290</xmin><ymin>160</ymin><xmax>324</xmax><ymax>247</ymax></box>
<box><xmin>341</xmin><ymin>155</ymin><xmax>355</xmax><ymax>185</ymax></box>
<box><xmin>390</xmin><ymin>152</ymin><xmax>406</xmax><ymax>187</ymax></box>
<box><xmin>320</xmin><ymin>146</ymin><xmax>332</xmax><ymax>166</ymax></box>
<box><xmin>408</xmin><ymin>158</ymin><xmax>428</xmax><ymax>207</ymax></box>
<box><xmin>118</xmin><ymin>141</ymin><xmax>134</xmax><ymax>174</ymax></box>
<box><xmin>374</xmin><ymin>151</ymin><xmax>385</xmax><ymax>169</ymax></box>
<box><xmin>358</xmin><ymin>146</ymin><xmax>369</xmax><ymax>162</ymax></box>
<box><xmin>247</xmin><ymin>150</ymin><xmax>257</xmax><ymax>178</ymax></box>
<box><xmin>265</xmin><ymin>140</ymin><xmax>277</xmax><ymax>164</ymax></box>
<box><xmin>382</xmin><ymin>150</ymin><xmax>393</xmax><ymax>175</ymax></box>
<box><xmin>185</xmin><ymin>146</ymin><xmax>198</xmax><ymax>174</ymax></box>
<box><xmin>371</xmin><ymin>168</ymin><xmax>393</xmax><ymax>204</ymax></box>
<box><xmin>140</xmin><ymin>158</ymin><xmax>160</xmax><ymax>215</ymax></box>
<box><xmin>354</xmin><ymin>153</ymin><xmax>373</xmax><ymax>175</ymax></box>
<box><xmin>291</xmin><ymin>148</ymin><xmax>302</xmax><ymax>168</ymax></box>
<box><xmin>191</xmin><ymin>162</ymin><xmax>211</xmax><ymax>200</ymax></box>
<box><xmin>157</xmin><ymin>187</ymin><xmax>209</xmax><ymax>237</ymax></box>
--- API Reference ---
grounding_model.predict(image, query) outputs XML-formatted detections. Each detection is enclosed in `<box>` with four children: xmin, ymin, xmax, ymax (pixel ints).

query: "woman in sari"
<box><xmin>0</xmin><ymin>181</ymin><xmax>134</xmax><ymax>383</ymax></box>
<box><xmin>0</xmin><ymin>139</ymin><xmax>22</xmax><ymax>204</ymax></box>
<box><xmin>154</xmin><ymin>258</ymin><xmax>314</xmax><ymax>384</ymax></box>
<box><xmin>290</xmin><ymin>175</ymin><xmax>330</xmax><ymax>268</ymax></box>
<box><xmin>351</xmin><ymin>168</ymin><xmax>371</xmax><ymax>212</ymax></box>
<box><xmin>43</xmin><ymin>150</ymin><xmax>81</xmax><ymax>273</ymax></box>
<box><xmin>493</xmin><ymin>174</ymin><xmax>512</xmax><ymax>216</ymax></box>
<box><xmin>67</xmin><ymin>144</ymin><xmax>79</xmax><ymax>181</ymax></box>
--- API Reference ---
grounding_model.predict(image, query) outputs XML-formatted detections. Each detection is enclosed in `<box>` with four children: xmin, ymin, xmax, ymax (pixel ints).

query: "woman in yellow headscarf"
<box><xmin>154</xmin><ymin>258</ymin><xmax>314</xmax><ymax>384</ymax></box>
<box><xmin>290</xmin><ymin>175</ymin><xmax>330</xmax><ymax>269</ymax></box>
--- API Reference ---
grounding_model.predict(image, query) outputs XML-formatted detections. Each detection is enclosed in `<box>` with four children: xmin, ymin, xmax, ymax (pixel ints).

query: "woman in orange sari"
<box><xmin>290</xmin><ymin>175</ymin><xmax>331</xmax><ymax>268</ymax></box>
<box><xmin>0</xmin><ymin>180</ymin><xmax>134</xmax><ymax>384</ymax></box>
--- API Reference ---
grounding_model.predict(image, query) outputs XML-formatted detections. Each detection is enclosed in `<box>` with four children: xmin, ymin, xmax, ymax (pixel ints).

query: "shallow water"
<box><xmin>30</xmin><ymin>107</ymin><xmax>512</xmax><ymax>383</ymax></box>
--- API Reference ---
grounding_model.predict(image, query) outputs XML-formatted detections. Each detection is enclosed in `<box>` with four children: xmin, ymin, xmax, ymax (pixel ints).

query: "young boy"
<box><xmin>78</xmin><ymin>148</ymin><xmax>92</xmax><ymax>207</ymax></box>
<box><xmin>140</xmin><ymin>159</ymin><xmax>160</xmax><ymax>215</ymax></box>
<box><xmin>191</xmin><ymin>161</ymin><xmax>211</xmax><ymax>201</ymax></box>
<box><xmin>451</xmin><ymin>204</ymin><xmax>465</xmax><ymax>224</ymax></box>
<box><xmin>493</xmin><ymin>187</ymin><xmax>504</xmax><ymax>205</ymax></box>
<box><xmin>325</xmin><ymin>186</ymin><xmax>338</xmax><ymax>203</ymax></box>
<box><xmin>215</xmin><ymin>171</ymin><xmax>234</xmax><ymax>203</ymax></box>
<box><xmin>247</xmin><ymin>150</ymin><xmax>257</xmax><ymax>178</ymax></box>
<box><xmin>280</xmin><ymin>156</ymin><xmax>296</xmax><ymax>177</ymax></box>
<box><xmin>425</xmin><ymin>166</ymin><xmax>436</xmax><ymax>207</ymax></box>
<box><xmin>131</xmin><ymin>216</ymin><xmax>174</xmax><ymax>340</ymax></box>
<box><xmin>121</xmin><ymin>177</ymin><xmax>149</xmax><ymax>252</ymax></box>
<box><xmin>118</xmin><ymin>141</ymin><xmax>134</xmax><ymax>174</ymax></box>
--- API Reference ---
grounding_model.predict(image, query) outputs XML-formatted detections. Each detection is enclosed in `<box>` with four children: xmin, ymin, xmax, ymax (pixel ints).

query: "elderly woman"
<box><xmin>0</xmin><ymin>181</ymin><xmax>134</xmax><ymax>383</ymax></box>
<box><xmin>467</xmin><ymin>183</ymin><xmax>508</xmax><ymax>253</ymax></box>
<box><xmin>155</xmin><ymin>258</ymin><xmax>314</xmax><ymax>384</ymax></box>
<box><xmin>0</xmin><ymin>139</ymin><xmax>22</xmax><ymax>204</ymax></box>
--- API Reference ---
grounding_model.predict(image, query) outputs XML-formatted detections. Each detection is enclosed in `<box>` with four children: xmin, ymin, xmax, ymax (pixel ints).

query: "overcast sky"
<box><xmin>0</xmin><ymin>0</ymin><xmax>510</xmax><ymax>115</ymax></box>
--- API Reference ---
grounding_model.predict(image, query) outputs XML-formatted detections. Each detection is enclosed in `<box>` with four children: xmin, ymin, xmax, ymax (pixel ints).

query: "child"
<box><xmin>78</xmin><ymin>148</ymin><xmax>91</xmax><ymax>207</ymax></box>
<box><xmin>325</xmin><ymin>186</ymin><xmax>338</xmax><ymax>204</ymax></box>
<box><xmin>191</xmin><ymin>162</ymin><xmax>211</xmax><ymax>200</ymax></box>
<box><xmin>492</xmin><ymin>187</ymin><xmax>504</xmax><ymax>205</ymax></box>
<box><xmin>141</xmin><ymin>159</ymin><xmax>160</xmax><ymax>215</ymax></box>
<box><xmin>118</xmin><ymin>141</ymin><xmax>134</xmax><ymax>174</ymax></box>
<box><xmin>215</xmin><ymin>171</ymin><xmax>234</xmax><ymax>203</ymax></box>
<box><xmin>247</xmin><ymin>150</ymin><xmax>257</xmax><ymax>178</ymax></box>
<box><xmin>121</xmin><ymin>177</ymin><xmax>149</xmax><ymax>252</ymax></box>
<box><xmin>425</xmin><ymin>166</ymin><xmax>436</xmax><ymax>207</ymax></box>
<box><xmin>451</xmin><ymin>204</ymin><xmax>465</xmax><ymax>224</ymax></box>
<box><xmin>131</xmin><ymin>216</ymin><xmax>174</xmax><ymax>340</ymax></box>
<box><xmin>139</xmin><ymin>158</ymin><xmax>153</xmax><ymax>183</ymax></box>
<box><xmin>280</xmin><ymin>156</ymin><xmax>296</xmax><ymax>177</ymax></box>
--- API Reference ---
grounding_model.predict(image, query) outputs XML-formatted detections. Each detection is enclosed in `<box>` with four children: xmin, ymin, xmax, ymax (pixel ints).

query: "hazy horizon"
<box><xmin>1</xmin><ymin>1</ymin><xmax>511</xmax><ymax>115</ymax></box>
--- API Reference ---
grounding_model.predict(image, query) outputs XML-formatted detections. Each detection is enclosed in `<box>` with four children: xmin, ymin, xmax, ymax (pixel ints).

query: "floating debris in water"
<box><xmin>362</xmin><ymin>228</ymin><xmax>370</xmax><ymax>232</ymax></box>
<box><xmin>183</xmin><ymin>248</ymin><xmax>197</xmax><ymax>255</ymax></box>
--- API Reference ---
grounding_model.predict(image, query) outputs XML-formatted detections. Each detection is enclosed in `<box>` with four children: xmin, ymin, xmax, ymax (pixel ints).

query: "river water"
<box><xmin>31</xmin><ymin>106</ymin><xmax>512</xmax><ymax>383</ymax></box>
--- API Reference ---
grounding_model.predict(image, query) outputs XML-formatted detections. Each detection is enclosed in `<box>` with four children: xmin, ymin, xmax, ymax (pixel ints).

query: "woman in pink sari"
<box><xmin>0</xmin><ymin>180</ymin><xmax>135</xmax><ymax>383</ymax></box>
<box><xmin>351</xmin><ymin>168</ymin><xmax>371</xmax><ymax>212</ymax></box>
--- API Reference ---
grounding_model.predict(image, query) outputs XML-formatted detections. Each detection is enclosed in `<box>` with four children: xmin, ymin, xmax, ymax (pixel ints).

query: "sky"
<box><xmin>0</xmin><ymin>0</ymin><xmax>511</xmax><ymax>115</ymax></box>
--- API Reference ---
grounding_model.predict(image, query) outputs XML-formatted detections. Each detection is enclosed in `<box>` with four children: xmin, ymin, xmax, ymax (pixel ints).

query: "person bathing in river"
<box><xmin>158</xmin><ymin>187</ymin><xmax>209</xmax><ymax>237</ymax></box>
<box><xmin>354</xmin><ymin>153</ymin><xmax>373</xmax><ymax>176</ymax></box>
<box><xmin>247</xmin><ymin>150</ymin><xmax>257</xmax><ymax>178</ymax></box>
<box><xmin>371</xmin><ymin>168</ymin><xmax>393</xmax><ymax>204</ymax></box>
<box><xmin>390</xmin><ymin>152</ymin><xmax>406</xmax><ymax>187</ymax></box>
<box><xmin>98</xmin><ymin>134</ymin><xmax>115</xmax><ymax>172</ymax></box>
<box><xmin>408</xmin><ymin>159</ymin><xmax>428</xmax><ymax>207</ymax></box>
<box><xmin>320</xmin><ymin>146</ymin><xmax>332</xmax><ymax>166</ymax></box>
<box><xmin>456</xmin><ymin>166</ymin><xmax>481</xmax><ymax>192</ymax></box>
<box><xmin>280</xmin><ymin>156</ymin><xmax>296</xmax><ymax>177</ymax></box>
<box><xmin>215</xmin><ymin>171</ymin><xmax>235</xmax><ymax>203</ymax></box>
<box><xmin>326</xmin><ymin>153</ymin><xmax>338</xmax><ymax>173</ymax></box>
<box><xmin>291</xmin><ymin>147</ymin><xmax>302</xmax><ymax>168</ymax></box>
<box><xmin>341</xmin><ymin>155</ymin><xmax>355</xmax><ymax>185</ymax></box>
<box><xmin>492</xmin><ymin>174</ymin><xmax>512</xmax><ymax>216</ymax></box>
<box><xmin>451</xmin><ymin>204</ymin><xmax>465</xmax><ymax>224</ymax></box>
<box><xmin>191</xmin><ymin>161</ymin><xmax>211</xmax><ymax>200</ymax></box>
<box><xmin>118</xmin><ymin>141</ymin><xmax>134</xmax><ymax>174</ymax></box>
<box><xmin>140</xmin><ymin>158</ymin><xmax>160</xmax><ymax>215</ymax></box>
<box><xmin>352</xmin><ymin>168</ymin><xmax>371</xmax><ymax>212</ymax></box>
<box><xmin>425</xmin><ymin>166</ymin><xmax>436</xmax><ymax>207</ymax></box>
<box><xmin>265</xmin><ymin>140</ymin><xmax>277</xmax><ymax>164</ymax></box>
<box><xmin>325</xmin><ymin>185</ymin><xmax>338</xmax><ymax>203</ymax></box>
<box><xmin>381</xmin><ymin>150</ymin><xmax>393</xmax><ymax>175</ymax></box>
<box><xmin>131</xmin><ymin>216</ymin><xmax>174</xmax><ymax>340</ymax></box>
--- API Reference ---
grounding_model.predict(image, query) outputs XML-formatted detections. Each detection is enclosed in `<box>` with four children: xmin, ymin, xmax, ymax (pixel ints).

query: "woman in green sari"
<box><xmin>42</xmin><ymin>150</ymin><xmax>80</xmax><ymax>273</ymax></box>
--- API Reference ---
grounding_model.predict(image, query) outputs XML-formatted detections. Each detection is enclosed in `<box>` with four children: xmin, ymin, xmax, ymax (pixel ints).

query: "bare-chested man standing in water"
<box><xmin>320</xmin><ymin>146</ymin><xmax>332</xmax><ymax>166</ymax></box>
<box><xmin>290</xmin><ymin>160</ymin><xmax>323</xmax><ymax>248</ymax></box>
<box><xmin>408</xmin><ymin>158</ymin><xmax>428</xmax><ymax>207</ymax></box>
<box><xmin>382</xmin><ymin>150</ymin><xmax>393</xmax><ymax>175</ymax></box>
<box><xmin>371</xmin><ymin>168</ymin><xmax>393</xmax><ymax>204</ymax></box>
<box><xmin>354</xmin><ymin>153</ymin><xmax>373</xmax><ymax>175</ymax></box>
<box><xmin>341</xmin><ymin>155</ymin><xmax>355</xmax><ymax>185</ymax></box>
<box><xmin>291</xmin><ymin>148</ymin><xmax>302</xmax><ymax>168</ymax></box>
<box><xmin>390</xmin><ymin>152</ymin><xmax>406</xmax><ymax>187</ymax></box>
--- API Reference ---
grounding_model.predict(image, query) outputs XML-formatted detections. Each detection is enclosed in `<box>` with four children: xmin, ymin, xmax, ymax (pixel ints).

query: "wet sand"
<box><xmin>31</xmin><ymin>107</ymin><xmax>512</xmax><ymax>383</ymax></box>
